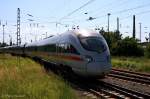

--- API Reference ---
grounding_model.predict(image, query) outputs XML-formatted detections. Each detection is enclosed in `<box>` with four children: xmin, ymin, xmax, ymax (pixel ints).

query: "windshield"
<box><xmin>79</xmin><ymin>37</ymin><xmax>107</xmax><ymax>53</ymax></box>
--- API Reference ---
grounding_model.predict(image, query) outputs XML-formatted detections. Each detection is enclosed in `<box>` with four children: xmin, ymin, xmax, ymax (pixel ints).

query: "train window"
<box><xmin>44</xmin><ymin>45</ymin><xmax>49</xmax><ymax>52</ymax></box>
<box><xmin>50</xmin><ymin>44</ymin><xmax>56</xmax><ymax>52</ymax></box>
<box><xmin>27</xmin><ymin>46</ymin><xmax>35</xmax><ymax>51</ymax></box>
<box><xmin>65</xmin><ymin>44</ymin><xmax>70</xmax><ymax>53</ymax></box>
<box><xmin>38</xmin><ymin>46</ymin><xmax>45</xmax><ymax>52</ymax></box>
<box><xmin>27</xmin><ymin>47</ymin><xmax>31</xmax><ymax>51</ymax></box>
<box><xmin>37</xmin><ymin>46</ymin><xmax>45</xmax><ymax>52</ymax></box>
<box><xmin>64</xmin><ymin>44</ymin><xmax>68</xmax><ymax>53</ymax></box>
<box><xmin>59</xmin><ymin>44</ymin><xmax>64</xmax><ymax>53</ymax></box>
<box><xmin>57</xmin><ymin>44</ymin><xmax>66</xmax><ymax>53</ymax></box>
<box><xmin>68</xmin><ymin>44</ymin><xmax>80</xmax><ymax>55</ymax></box>
<box><xmin>41</xmin><ymin>44</ymin><xmax>56</xmax><ymax>52</ymax></box>
<box><xmin>79</xmin><ymin>37</ymin><xmax>107</xmax><ymax>53</ymax></box>
<box><xmin>56</xmin><ymin>43</ymin><xmax>79</xmax><ymax>55</ymax></box>
<box><xmin>56</xmin><ymin>44</ymin><xmax>60</xmax><ymax>53</ymax></box>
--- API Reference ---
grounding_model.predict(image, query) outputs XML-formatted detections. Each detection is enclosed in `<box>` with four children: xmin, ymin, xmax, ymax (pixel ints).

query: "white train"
<box><xmin>0</xmin><ymin>29</ymin><xmax>111</xmax><ymax>77</ymax></box>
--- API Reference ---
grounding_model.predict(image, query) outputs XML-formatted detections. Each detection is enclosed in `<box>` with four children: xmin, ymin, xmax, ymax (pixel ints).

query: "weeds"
<box><xmin>112</xmin><ymin>56</ymin><xmax>150</xmax><ymax>73</ymax></box>
<box><xmin>0</xmin><ymin>54</ymin><xmax>76</xmax><ymax>99</ymax></box>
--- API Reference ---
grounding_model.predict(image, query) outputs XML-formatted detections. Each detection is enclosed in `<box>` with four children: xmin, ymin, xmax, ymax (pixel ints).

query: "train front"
<box><xmin>76</xmin><ymin>29</ymin><xmax>112</xmax><ymax>77</ymax></box>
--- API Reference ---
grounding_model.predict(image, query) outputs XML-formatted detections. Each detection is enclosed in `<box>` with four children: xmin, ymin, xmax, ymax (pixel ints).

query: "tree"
<box><xmin>99</xmin><ymin>30</ymin><xmax>122</xmax><ymax>52</ymax></box>
<box><xmin>0</xmin><ymin>42</ymin><xmax>8</xmax><ymax>47</ymax></box>
<box><xmin>113</xmin><ymin>37</ymin><xmax>144</xmax><ymax>56</ymax></box>
<box><xmin>99</xmin><ymin>29</ymin><xmax>144</xmax><ymax>56</ymax></box>
<box><xmin>145</xmin><ymin>44</ymin><xmax>150</xmax><ymax>58</ymax></box>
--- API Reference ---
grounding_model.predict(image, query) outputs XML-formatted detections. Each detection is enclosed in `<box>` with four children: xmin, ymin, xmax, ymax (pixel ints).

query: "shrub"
<box><xmin>145</xmin><ymin>44</ymin><xmax>150</xmax><ymax>58</ymax></box>
<box><xmin>100</xmin><ymin>31</ymin><xmax>144</xmax><ymax>57</ymax></box>
<box><xmin>112</xmin><ymin>37</ymin><xmax>144</xmax><ymax>56</ymax></box>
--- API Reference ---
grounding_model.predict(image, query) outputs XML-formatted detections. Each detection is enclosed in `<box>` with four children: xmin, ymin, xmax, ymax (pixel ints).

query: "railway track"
<box><xmin>71</xmin><ymin>77</ymin><xmax>150</xmax><ymax>99</ymax></box>
<box><xmin>108</xmin><ymin>68</ymin><xmax>150</xmax><ymax>85</ymax></box>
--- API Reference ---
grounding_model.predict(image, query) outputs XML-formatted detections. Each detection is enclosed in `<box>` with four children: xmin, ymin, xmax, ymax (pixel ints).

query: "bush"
<box><xmin>112</xmin><ymin>37</ymin><xmax>144</xmax><ymax>56</ymax></box>
<box><xmin>100</xmin><ymin>31</ymin><xmax>144</xmax><ymax>57</ymax></box>
<box><xmin>101</xmin><ymin>31</ymin><xmax>122</xmax><ymax>49</ymax></box>
<box><xmin>145</xmin><ymin>44</ymin><xmax>150</xmax><ymax>58</ymax></box>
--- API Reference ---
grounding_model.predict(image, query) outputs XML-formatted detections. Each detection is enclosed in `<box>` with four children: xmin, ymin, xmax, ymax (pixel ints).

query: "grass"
<box><xmin>0</xmin><ymin>54</ymin><xmax>77</xmax><ymax>99</ymax></box>
<box><xmin>112</xmin><ymin>56</ymin><xmax>150</xmax><ymax>73</ymax></box>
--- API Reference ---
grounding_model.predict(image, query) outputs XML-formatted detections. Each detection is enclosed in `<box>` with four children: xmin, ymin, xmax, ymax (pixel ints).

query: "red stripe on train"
<box><xmin>59</xmin><ymin>55</ymin><xmax>83</xmax><ymax>61</ymax></box>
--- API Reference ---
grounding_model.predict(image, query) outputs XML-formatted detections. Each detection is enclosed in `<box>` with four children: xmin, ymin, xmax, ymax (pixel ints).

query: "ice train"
<box><xmin>0</xmin><ymin>29</ymin><xmax>111</xmax><ymax>77</ymax></box>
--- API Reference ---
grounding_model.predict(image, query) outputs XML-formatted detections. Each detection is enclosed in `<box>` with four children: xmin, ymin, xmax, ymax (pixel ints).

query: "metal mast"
<box><xmin>17</xmin><ymin>8</ymin><xmax>21</xmax><ymax>45</ymax></box>
<box><xmin>2</xmin><ymin>25</ymin><xmax>5</xmax><ymax>45</ymax></box>
<box><xmin>107</xmin><ymin>13</ymin><xmax>111</xmax><ymax>33</ymax></box>
<box><xmin>133</xmin><ymin>15</ymin><xmax>136</xmax><ymax>39</ymax></box>
<box><xmin>117</xmin><ymin>17</ymin><xmax>119</xmax><ymax>32</ymax></box>
<box><xmin>139</xmin><ymin>22</ymin><xmax>141</xmax><ymax>42</ymax></box>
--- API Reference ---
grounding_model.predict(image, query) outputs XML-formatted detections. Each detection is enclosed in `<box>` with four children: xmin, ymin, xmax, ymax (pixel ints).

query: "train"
<box><xmin>0</xmin><ymin>29</ymin><xmax>111</xmax><ymax>77</ymax></box>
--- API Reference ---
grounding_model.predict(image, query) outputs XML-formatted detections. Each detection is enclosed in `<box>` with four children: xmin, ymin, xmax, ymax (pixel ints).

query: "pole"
<box><xmin>139</xmin><ymin>22</ymin><xmax>141</xmax><ymax>42</ymax></box>
<box><xmin>149</xmin><ymin>33</ymin><xmax>150</xmax><ymax>42</ymax></box>
<box><xmin>9</xmin><ymin>35</ymin><xmax>12</xmax><ymax>46</ymax></box>
<box><xmin>116</xmin><ymin>17</ymin><xmax>120</xmax><ymax>39</ymax></box>
<box><xmin>107</xmin><ymin>13</ymin><xmax>111</xmax><ymax>33</ymax></box>
<box><xmin>2</xmin><ymin>25</ymin><xmax>5</xmax><ymax>45</ymax></box>
<box><xmin>46</xmin><ymin>32</ymin><xmax>47</xmax><ymax>38</ymax></box>
<box><xmin>133</xmin><ymin>15</ymin><xmax>136</xmax><ymax>39</ymax></box>
<box><xmin>17</xmin><ymin>8</ymin><xmax>21</xmax><ymax>45</ymax></box>
<box><xmin>117</xmin><ymin>17</ymin><xmax>119</xmax><ymax>32</ymax></box>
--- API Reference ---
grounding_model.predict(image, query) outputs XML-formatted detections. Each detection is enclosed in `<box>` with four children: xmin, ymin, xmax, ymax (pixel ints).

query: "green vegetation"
<box><xmin>145</xmin><ymin>44</ymin><xmax>150</xmax><ymax>58</ymax></box>
<box><xmin>0</xmin><ymin>54</ymin><xmax>77</xmax><ymax>99</ymax></box>
<box><xmin>101</xmin><ymin>31</ymin><xmax>144</xmax><ymax>56</ymax></box>
<box><xmin>99</xmin><ymin>30</ymin><xmax>150</xmax><ymax>73</ymax></box>
<box><xmin>0</xmin><ymin>42</ymin><xmax>9</xmax><ymax>47</ymax></box>
<box><xmin>112</xmin><ymin>56</ymin><xmax>150</xmax><ymax>73</ymax></box>
<box><xmin>111</xmin><ymin>37</ymin><xmax>144</xmax><ymax>56</ymax></box>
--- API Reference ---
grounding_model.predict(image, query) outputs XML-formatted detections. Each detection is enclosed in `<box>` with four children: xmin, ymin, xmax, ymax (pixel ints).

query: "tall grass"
<box><xmin>0</xmin><ymin>54</ymin><xmax>76</xmax><ymax>99</ymax></box>
<box><xmin>112</xmin><ymin>56</ymin><xmax>150</xmax><ymax>73</ymax></box>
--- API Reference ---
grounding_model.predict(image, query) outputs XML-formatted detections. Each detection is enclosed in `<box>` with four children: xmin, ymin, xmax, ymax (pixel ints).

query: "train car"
<box><xmin>0</xmin><ymin>29</ymin><xmax>111</xmax><ymax>77</ymax></box>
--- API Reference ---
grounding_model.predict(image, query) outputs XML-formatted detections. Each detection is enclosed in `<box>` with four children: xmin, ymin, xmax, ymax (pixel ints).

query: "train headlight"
<box><xmin>84</xmin><ymin>55</ymin><xmax>93</xmax><ymax>63</ymax></box>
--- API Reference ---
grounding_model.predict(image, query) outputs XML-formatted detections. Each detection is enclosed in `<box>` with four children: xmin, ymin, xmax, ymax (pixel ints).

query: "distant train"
<box><xmin>0</xmin><ymin>29</ymin><xmax>111</xmax><ymax>77</ymax></box>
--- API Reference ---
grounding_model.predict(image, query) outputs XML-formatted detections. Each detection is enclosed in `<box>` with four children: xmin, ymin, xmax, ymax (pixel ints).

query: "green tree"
<box><xmin>113</xmin><ymin>37</ymin><xmax>144</xmax><ymax>56</ymax></box>
<box><xmin>100</xmin><ymin>30</ymin><xmax>122</xmax><ymax>53</ymax></box>
<box><xmin>99</xmin><ymin>29</ymin><xmax>144</xmax><ymax>56</ymax></box>
<box><xmin>0</xmin><ymin>42</ymin><xmax>8</xmax><ymax>47</ymax></box>
<box><xmin>145</xmin><ymin>44</ymin><xmax>150</xmax><ymax>58</ymax></box>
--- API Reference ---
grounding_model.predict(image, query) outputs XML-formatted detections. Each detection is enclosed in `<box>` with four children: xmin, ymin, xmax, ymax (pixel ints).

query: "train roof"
<box><xmin>72</xmin><ymin>29</ymin><xmax>102</xmax><ymax>38</ymax></box>
<box><xmin>21</xmin><ymin>29</ymin><xmax>102</xmax><ymax>47</ymax></box>
<box><xmin>0</xmin><ymin>45</ymin><xmax>18</xmax><ymax>49</ymax></box>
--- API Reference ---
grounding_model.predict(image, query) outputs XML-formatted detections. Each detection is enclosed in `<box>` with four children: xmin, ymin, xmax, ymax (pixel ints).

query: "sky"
<box><xmin>0</xmin><ymin>0</ymin><xmax>150</xmax><ymax>44</ymax></box>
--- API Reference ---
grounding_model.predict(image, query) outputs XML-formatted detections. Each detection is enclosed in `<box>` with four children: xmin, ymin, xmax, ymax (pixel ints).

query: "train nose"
<box><xmin>86</xmin><ymin>62</ymin><xmax>111</xmax><ymax>76</ymax></box>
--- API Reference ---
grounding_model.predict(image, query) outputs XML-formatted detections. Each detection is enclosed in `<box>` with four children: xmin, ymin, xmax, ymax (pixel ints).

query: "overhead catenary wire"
<box><xmin>20</xmin><ymin>1</ymin><xmax>150</xmax><ymax>32</ymax></box>
<box><xmin>59</xmin><ymin>0</ymin><xmax>150</xmax><ymax>27</ymax></box>
<box><xmin>4</xmin><ymin>7</ymin><xmax>150</xmax><ymax>31</ymax></box>
<box><xmin>94</xmin><ymin>2</ymin><xmax>150</xmax><ymax>19</ymax></box>
<box><xmin>59</xmin><ymin>0</ymin><xmax>96</xmax><ymax>21</ymax></box>
<box><xmin>82</xmin><ymin>9</ymin><xmax>150</xmax><ymax>30</ymax></box>
<box><xmin>58</xmin><ymin>2</ymin><xmax>150</xmax><ymax>27</ymax></box>
<box><xmin>113</xmin><ymin>3</ymin><xmax>150</xmax><ymax>15</ymax></box>
<box><xmin>85</xmin><ymin>0</ymin><xmax>119</xmax><ymax>13</ymax></box>
<box><xmin>87</xmin><ymin>0</ymin><xmax>130</xmax><ymax>15</ymax></box>
<box><xmin>120</xmin><ymin>10</ymin><xmax>150</xmax><ymax>20</ymax></box>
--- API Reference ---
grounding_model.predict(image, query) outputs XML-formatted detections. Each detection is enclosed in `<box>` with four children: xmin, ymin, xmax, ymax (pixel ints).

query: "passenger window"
<box><xmin>69</xmin><ymin>44</ymin><xmax>80</xmax><ymax>55</ymax></box>
<box><xmin>45</xmin><ymin>44</ymin><xmax>56</xmax><ymax>52</ymax></box>
<box><xmin>64</xmin><ymin>44</ymin><xmax>67</xmax><ymax>53</ymax></box>
<box><xmin>60</xmin><ymin>44</ymin><xmax>65</xmax><ymax>53</ymax></box>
